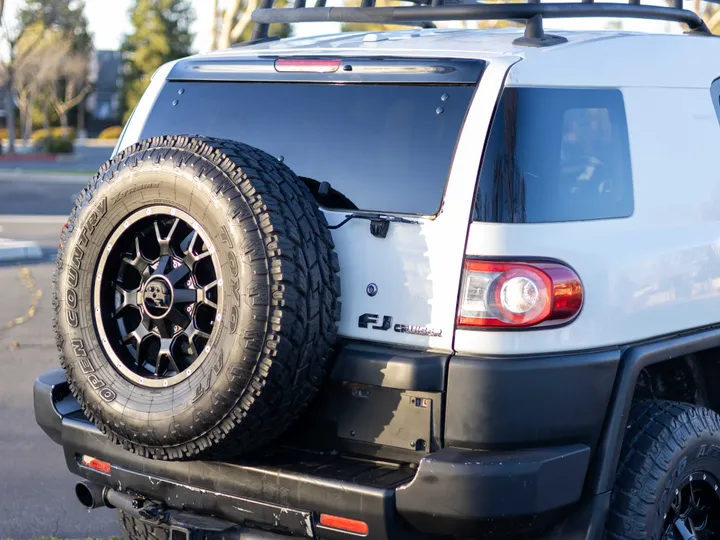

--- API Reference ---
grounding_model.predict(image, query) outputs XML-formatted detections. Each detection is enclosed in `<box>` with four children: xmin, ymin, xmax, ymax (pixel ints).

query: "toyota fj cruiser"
<box><xmin>32</xmin><ymin>0</ymin><xmax>720</xmax><ymax>538</ymax></box>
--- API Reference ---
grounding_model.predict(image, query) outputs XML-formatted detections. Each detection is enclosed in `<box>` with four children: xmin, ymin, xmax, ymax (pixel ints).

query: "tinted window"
<box><xmin>473</xmin><ymin>87</ymin><xmax>633</xmax><ymax>223</ymax></box>
<box><xmin>141</xmin><ymin>82</ymin><xmax>475</xmax><ymax>215</ymax></box>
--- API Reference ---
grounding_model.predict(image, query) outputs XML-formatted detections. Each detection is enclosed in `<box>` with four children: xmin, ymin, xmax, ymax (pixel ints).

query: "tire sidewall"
<box><xmin>57</xmin><ymin>157</ymin><xmax>267</xmax><ymax>448</ymax></box>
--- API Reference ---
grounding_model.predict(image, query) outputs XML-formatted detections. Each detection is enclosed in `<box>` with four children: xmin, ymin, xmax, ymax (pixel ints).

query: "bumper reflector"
<box><xmin>319</xmin><ymin>513</ymin><xmax>369</xmax><ymax>535</ymax></box>
<box><xmin>81</xmin><ymin>455</ymin><xmax>111</xmax><ymax>474</ymax></box>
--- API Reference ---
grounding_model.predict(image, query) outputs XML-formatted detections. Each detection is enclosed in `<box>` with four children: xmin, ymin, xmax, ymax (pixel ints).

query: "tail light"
<box><xmin>274</xmin><ymin>58</ymin><xmax>341</xmax><ymax>73</ymax></box>
<box><xmin>457</xmin><ymin>260</ymin><xmax>583</xmax><ymax>329</ymax></box>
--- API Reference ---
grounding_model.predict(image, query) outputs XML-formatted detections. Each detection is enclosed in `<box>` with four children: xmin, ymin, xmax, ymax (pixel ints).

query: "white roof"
<box><xmin>201</xmin><ymin>28</ymin><xmax>720</xmax><ymax>88</ymax></box>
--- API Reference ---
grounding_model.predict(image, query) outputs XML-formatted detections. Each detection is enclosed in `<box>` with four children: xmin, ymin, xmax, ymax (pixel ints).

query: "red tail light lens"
<box><xmin>275</xmin><ymin>58</ymin><xmax>341</xmax><ymax>73</ymax></box>
<box><xmin>457</xmin><ymin>260</ymin><xmax>583</xmax><ymax>329</ymax></box>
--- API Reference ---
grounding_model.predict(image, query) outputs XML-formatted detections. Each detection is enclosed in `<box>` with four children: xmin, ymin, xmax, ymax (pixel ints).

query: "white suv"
<box><xmin>34</xmin><ymin>2</ymin><xmax>720</xmax><ymax>538</ymax></box>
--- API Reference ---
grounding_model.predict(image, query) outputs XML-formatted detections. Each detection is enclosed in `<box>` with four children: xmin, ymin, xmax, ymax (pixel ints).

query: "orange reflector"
<box><xmin>81</xmin><ymin>455</ymin><xmax>111</xmax><ymax>474</ymax></box>
<box><xmin>319</xmin><ymin>514</ymin><xmax>369</xmax><ymax>535</ymax></box>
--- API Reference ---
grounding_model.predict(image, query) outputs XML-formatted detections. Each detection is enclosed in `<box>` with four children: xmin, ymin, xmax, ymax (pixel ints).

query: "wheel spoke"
<box><xmin>121</xmin><ymin>324</ymin><xmax>151</xmax><ymax>365</ymax></box>
<box><xmin>153</xmin><ymin>255</ymin><xmax>172</xmax><ymax>277</ymax></box>
<box><xmin>154</xmin><ymin>218</ymin><xmax>180</xmax><ymax>257</ymax></box>
<box><xmin>123</xmin><ymin>235</ymin><xmax>150</xmax><ymax>275</ymax></box>
<box><xmin>114</xmin><ymin>284</ymin><xmax>140</xmax><ymax>316</ymax></box>
<box><xmin>166</xmin><ymin>264</ymin><xmax>190</xmax><ymax>285</ymax></box>
<box><xmin>173</xmin><ymin>288</ymin><xmax>200</xmax><ymax>304</ymax></box>
<box><xmin>167</xmin><ymin>306</ymin><xmax>190</xmax><ymax>327</ymax></box>
<box><xmin>154</xmin><ymin>318</ymin><xmax>175</xmax><ymax>339</ymax></box>
<box><xmin>157</xmin><ymin>338</ymin><xmax>182</xmax><ymax>374</ymax></box>
<box><xmin>184</xmin><ymin>325</ymin><xmax>210</xmax><ymax>355</ymax></box>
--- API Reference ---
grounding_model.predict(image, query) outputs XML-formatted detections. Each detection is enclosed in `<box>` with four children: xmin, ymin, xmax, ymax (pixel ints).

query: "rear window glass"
<box><xmin>141</xmin><ymin>82</ymin><xmax>475</xmax><ymax>215</ymax></box>
<box><xmin>473</xmin><ymin>87</ymin><xmax>633</xmax><ymax>223</ymax></box>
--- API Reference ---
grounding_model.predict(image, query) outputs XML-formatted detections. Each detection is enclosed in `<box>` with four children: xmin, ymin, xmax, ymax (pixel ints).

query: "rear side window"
<box><xmin>473</xmin><ymin>87</ymin><xmax>633</xmax><ymax>223</ymax></box>
<box><xmin>141</xmin><ymin>81</ymin><xmax>475</xmax><ymax>215</ymax></box>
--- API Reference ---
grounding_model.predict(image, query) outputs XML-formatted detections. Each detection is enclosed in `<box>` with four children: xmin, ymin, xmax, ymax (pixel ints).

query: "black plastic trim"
<box><xmin>330</xmin><ymin>341</ymin><xmax>448</xmax><ymax>391</ymax></box>
<box><xmin>588</xmin><ymin>325</ymin><xmax>720</xmax><ymax>494</ymax></box>
<box><xmin>711</xmin><ymin>77</ymin><xmax>720</xmax><ymax>127</ymax></box>
<box><xmin>34</xmin><ymin>368</ymin><xmax>599</xmax><ymax>538</ymax></box>
<box><xmin>168</xmin><ymin>57</ymin><xmax>485</xmax><ymax>85</ymax></box>
<box><xmin>33</xmin><ymin>368</ymin><xmax>80</xmax><ymax>444</ymax></box>
<box><xmin>396</xmin><ymin>445</ymin><xmax>590</xmax><ymax>535</ymax></box>
<box><xmin>444</xmin><ymin>349</ymin><xmax>620</xmax><ymax>450</ymax></box>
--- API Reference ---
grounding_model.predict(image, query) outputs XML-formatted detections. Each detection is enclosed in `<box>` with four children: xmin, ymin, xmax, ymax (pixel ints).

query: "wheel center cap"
<box><xmin>142</xmin><ymin>276</ymin><xmax>173</xmax><ymax>318</ymax></box>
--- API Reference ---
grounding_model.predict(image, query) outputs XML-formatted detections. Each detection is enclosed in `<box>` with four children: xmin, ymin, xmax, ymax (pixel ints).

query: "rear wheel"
<box><xmin>606</xmin><ymin>400</ymin><xmax>720</xmax><ymax>539</ymax></box>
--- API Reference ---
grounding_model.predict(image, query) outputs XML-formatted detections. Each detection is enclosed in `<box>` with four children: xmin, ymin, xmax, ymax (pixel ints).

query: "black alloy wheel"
<box><xmin>94</xmin><ymin>205</ymin><xmax>222</xmax><ymax>388</ymax></box>
<box><xmin>662</xmin><ymin>473</ymin><xmax>720</xmax><ymax>540</ymax></box>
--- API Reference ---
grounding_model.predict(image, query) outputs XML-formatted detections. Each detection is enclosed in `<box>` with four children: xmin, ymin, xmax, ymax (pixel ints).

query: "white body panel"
<box><xmin>326</xmin><ymin>56</ymin><xmax>518</xmax><ymax>351</ymax></box>
<box><xmin>456</xmin><ymin>84</ymin><xmax>720</xmax><ymax>355</ymax></box>
<box><xmin>121</xmin><ymin>28</ymin><xmax>720</xmax><ymax>355</ymax></box>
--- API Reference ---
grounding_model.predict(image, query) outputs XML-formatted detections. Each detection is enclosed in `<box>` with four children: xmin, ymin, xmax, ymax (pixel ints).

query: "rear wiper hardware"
<box><xmin>328</xmin><ymin>213</ymin><xmax>420</xmax><ymax>239</ymax></box>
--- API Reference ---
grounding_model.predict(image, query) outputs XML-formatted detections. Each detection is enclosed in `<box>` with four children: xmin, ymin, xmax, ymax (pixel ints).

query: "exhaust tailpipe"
<box><xmin>75</xmin><ymin>481</ymin><xmax>109</xmax><ymax>510</ymax></box>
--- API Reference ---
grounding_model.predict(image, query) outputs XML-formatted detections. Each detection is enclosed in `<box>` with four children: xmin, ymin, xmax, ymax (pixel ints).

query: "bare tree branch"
<box><xmin>49</xmin><ymin>53</ymin><xmax>92</xmax><ymax>131</ymax></box>
<box><xmin>707</xmin><ymin>5</ymin><xmax>720</xmax><ymax>32</ymax></box>
<box><xmin>210</xmin><ymin>0</ymin><xmax>219</xmax><ymax>50</ymax></box>
<box><xmin>229</xmin><ymin>0</ymin><xmax>259</xmax><ymax>42</ymax></box>
<box><xmin>218</xmin><ymin>0</ymin><xmax>242</xmax><ymax>49</ymax></box>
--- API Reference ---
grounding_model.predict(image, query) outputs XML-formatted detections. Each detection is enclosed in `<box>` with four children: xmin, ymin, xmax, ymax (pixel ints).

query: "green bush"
<box><xmin>98</xmin><ymin>125</ymin><xmax>123</xmax><ymax>139</ymax></box>
<box><xmin>31</xmin><ymin>127</ymin><xmax>76</xmax><ymax>142</ymax></box>
<box><xmin>43</xmin><ymin>137</ymin><xmax>74</xmax><ymax>154</ymax></box>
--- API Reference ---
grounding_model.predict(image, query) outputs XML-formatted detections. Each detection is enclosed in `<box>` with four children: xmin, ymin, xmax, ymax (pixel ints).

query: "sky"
<box><xmin>2</xmin><ymin>0</ymin><xmax>683</xmax><ymax>54</ymax></box>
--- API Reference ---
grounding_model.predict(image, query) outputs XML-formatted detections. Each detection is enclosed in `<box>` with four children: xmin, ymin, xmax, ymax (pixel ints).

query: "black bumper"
<box><xmin>35</xmin><ymin>366</ymin><xmax>608</xmax><ymax>539</ymax></box>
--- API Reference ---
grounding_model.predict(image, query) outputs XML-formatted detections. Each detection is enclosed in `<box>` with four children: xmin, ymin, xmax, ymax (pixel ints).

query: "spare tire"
<box><xmin>54</xmin><ymin>136</ymin><xmax>341</xmax><ymax>459</ymax></box>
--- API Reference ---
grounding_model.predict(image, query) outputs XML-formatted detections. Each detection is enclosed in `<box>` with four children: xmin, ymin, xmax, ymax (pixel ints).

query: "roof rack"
<box><xmin>250</xmin><ymin>0</ymin><xmax>716</xmax><ymax>47</ymax></box>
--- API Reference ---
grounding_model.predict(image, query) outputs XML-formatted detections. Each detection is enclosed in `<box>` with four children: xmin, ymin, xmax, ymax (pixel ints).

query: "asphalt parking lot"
<box><xmin>0</xmin><ymin>159</ymin><xmax>121</xmax><ymax>537</ymax></box>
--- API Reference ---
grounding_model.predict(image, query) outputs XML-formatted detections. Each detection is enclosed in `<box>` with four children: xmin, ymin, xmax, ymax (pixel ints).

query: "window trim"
<box><xmin>711</xmin><ymin>78</ymin><xmax>720</xmax><ymax>127</ymax></box>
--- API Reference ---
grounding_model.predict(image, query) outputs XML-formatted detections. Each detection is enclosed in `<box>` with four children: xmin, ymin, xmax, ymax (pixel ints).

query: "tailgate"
<box><xmin>122</xmin><ymin>55</ymin><xmax>512</xmax><ymax>352</ymax></box>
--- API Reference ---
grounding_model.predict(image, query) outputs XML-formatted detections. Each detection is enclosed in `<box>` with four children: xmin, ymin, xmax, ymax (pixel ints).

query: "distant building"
<box><xmin>0</xmin><ymin>87</ymin><xmax>10</xmax><ymax>122</ymax></box>
<box><xmin>86</xmin><ymin>50</ymin><xmax>123</xmax><ymax>134</ymax></box>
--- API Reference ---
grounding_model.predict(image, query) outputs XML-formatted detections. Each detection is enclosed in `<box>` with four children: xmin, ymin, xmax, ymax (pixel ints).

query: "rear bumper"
<box><xmin>35</xmin><ymin>367</ymin><xmax>607</xmax><ymax>539</ymax></box>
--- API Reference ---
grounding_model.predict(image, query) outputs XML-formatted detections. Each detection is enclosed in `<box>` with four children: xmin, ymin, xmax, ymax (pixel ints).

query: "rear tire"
<box><xmin>605</xmin><ymin>400</ymin><xmax>720</xmax><ymax>539</ymax></box>
<box><xmin>118</xmin><ymin>510</ymin><xmax>168</xmax><ymax>540</ymax></box>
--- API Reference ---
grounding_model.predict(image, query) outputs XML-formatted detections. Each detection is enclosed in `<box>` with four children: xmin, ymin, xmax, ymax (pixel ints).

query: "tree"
<box><xmin>48</xmin><ymin>53</ymin><xmax>92</xmax><ymax>131</ymax></box>
<box><xmin>18</xmin><ymin>0</ymin><xmax>92</xmax><ymax>53</ymax></box>
<box><xmin>209</xmin><ymin>0</ymin><xmax>290</xmax><ymax>50</ymax></box>
<box><xmin>121</xmin><ymin>0</ymin><xmax>195</xmax><ymax>121</ymax></box>
<box><xmin>0</xmin><ymin>0</ymin><xmax>91</xmax><ymax>153</ymax></box>
<box><xmin>21</xmin><ymin>1</ymin><xmax>92</xmax><ymax>136</ymax></box>
<box><xmin>703</xmin><ymin>3</ymin><xmax>720</xmax><ymax>33</ymax></box>
<box><xmin>664</xmin><ymin>0</ymin><xmax>720</xmax><ymax>33</ymax></box>
<box><xmin>14</xmin><ymin>27</ymin><xmax>68</xmax><ymax>141</ymax></box>
<box><xmin>340</xmin><ymin>0</ymin><xmax>522</xmax><ymax>33</ymax></box>
<box><xmin>0</xmin><ymin>2</ymin><xmax>57</xmax><ymax>153</ymax></box>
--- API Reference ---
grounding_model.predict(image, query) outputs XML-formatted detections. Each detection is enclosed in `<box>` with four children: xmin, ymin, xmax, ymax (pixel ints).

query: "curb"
<box><xmin>0</xmin><ymin>239</ymin><xmax>44</xmax><ymax>262</ymax></box>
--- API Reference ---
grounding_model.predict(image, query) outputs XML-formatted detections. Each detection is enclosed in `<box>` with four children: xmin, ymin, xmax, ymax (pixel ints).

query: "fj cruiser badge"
<box><xmin>358</xmin><ymin>313</ymin><xmax>442</xmax><ymax>337</ymax></box>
